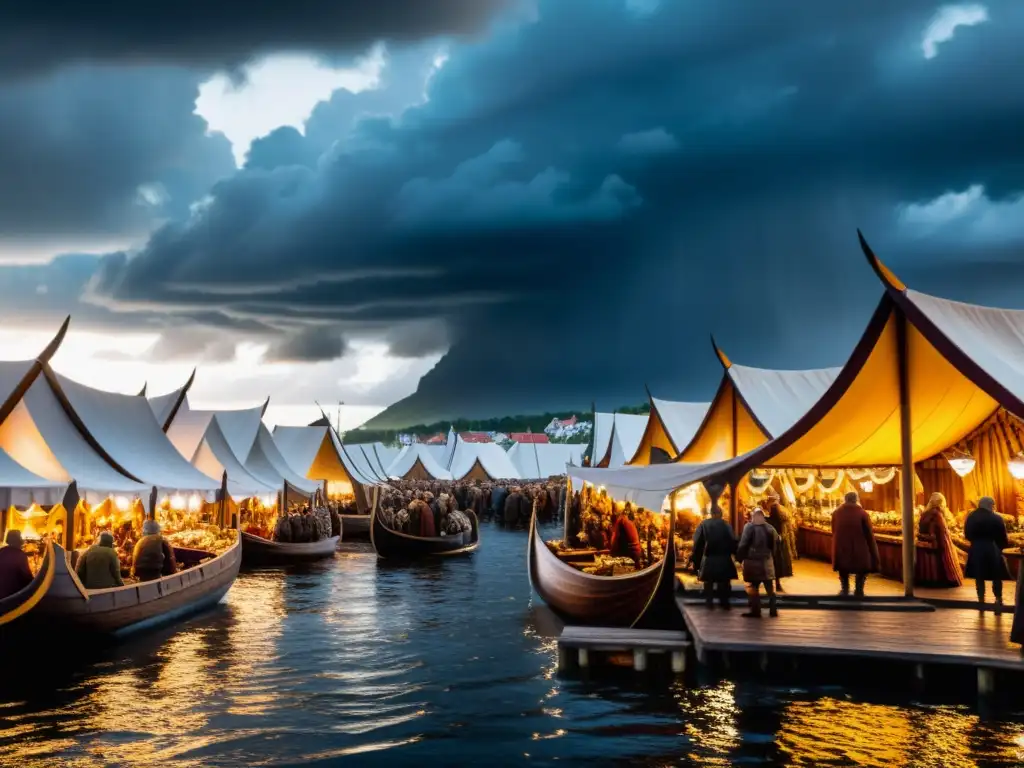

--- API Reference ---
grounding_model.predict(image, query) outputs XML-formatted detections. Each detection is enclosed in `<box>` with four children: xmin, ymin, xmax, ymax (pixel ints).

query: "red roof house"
<box><xmin>459</xmin><ymin>432</ymin><xmax>492</xmax><ymax>443</ymax></box>
<box><xmin>510</xmin><ymin>432</ymin><xmax>549</xmax><ymax>444</ymax></box>
<box><xmin>423</xmin><ymin>433</ymin><xmax>446</xmax><ymax>444</ymax></box>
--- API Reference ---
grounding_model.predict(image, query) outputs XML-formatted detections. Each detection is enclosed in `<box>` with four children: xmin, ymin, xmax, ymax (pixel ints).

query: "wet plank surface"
<box><xmin>559</xmin><ymin>626</ymin><xmax>690</xmax><ymax>650</ymax></box>
<box><xmin>679</xmin><ymin>600</ymin><xmax>1024</xmax><ymax>670</ymax></box>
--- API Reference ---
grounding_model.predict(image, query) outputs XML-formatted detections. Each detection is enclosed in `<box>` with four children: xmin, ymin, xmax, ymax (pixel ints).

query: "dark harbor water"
<box><xmin>3</xmin><ymin>524</ymin><xmax>1024</xmax><ymax>767</ymax></box>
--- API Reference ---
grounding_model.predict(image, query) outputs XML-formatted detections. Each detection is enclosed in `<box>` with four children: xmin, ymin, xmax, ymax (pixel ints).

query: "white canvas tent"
<box><xmin>448</xmin><ymin>439</ymin><xmax>520</xmax><ymax>481</ymax></box>
<box><xmin>346</xmin><ymin>442</ymin><xmax>394</xmax><ymax>481</ymax></box>
<box><xmin>387</xmin><ymin>444</ymin><xmax>453</xmax><ymax>481</ymax></box>
<box><xmin>506</xmin><ymin>442</ymin><xmax>585</xmax><ymax>480</ymax></box>
<box><xmin>273</xmin><ymin>425</ymin><xmax>380</xmax><ymax>511</ymax></box>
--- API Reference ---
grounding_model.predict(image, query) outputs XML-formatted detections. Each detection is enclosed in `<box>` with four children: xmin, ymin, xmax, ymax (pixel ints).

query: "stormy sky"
<box><xmin>0</xmin><ymin>0</ymin><xmax>1021</xmax><ymax>428</ymax></box>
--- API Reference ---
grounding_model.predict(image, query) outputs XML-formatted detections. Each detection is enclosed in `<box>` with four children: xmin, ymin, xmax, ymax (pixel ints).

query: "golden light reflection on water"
<box><xmin>677</xmin><ymin>680</ymin><xmax>740</xmax><ymax>767</ymax></box>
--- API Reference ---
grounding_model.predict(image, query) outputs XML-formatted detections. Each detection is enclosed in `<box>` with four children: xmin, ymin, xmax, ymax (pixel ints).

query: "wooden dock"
<box><xmin>678</xmin><ymin>599</ymin><xmax>1024</xmax><ymax>696</ymax></box>
<box><xmin>557</xmin><ymin>625</ymin><xmax>690</xmax><ymax>673</ymax></box>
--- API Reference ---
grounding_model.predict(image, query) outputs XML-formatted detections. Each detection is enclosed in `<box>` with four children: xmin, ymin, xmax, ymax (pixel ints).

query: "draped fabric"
<box><xmin>955</xmin><ymin>410</ymin><xmax>1024</xmax><ymax>518</ymax></box>
<box><xmin>916</xmin><ymin>463</ymin><xmax>965</xmax><ymax>516</ymax></box>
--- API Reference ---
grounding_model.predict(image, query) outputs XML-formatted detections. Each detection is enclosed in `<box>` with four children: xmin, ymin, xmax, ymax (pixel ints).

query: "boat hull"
<box><xmin>0</xmin><ymin>538</ymin><xmax>57</xmax><ymax>635</ymax></box>
<box><xmin>241</xmin><ymin>532</ymin><xmax>340</xmax><ymax>565</ymax></box>
<box><xmin>527</xmin><ymin>511</ymin><xmax>676</xmax><ymax>627</ymax></box>
<box><xmin>371</xmin><ymin>508</ymin><xmax>480</xmax><ymax>559</ymax></box>
<box><xmin>31</xmin><ymin>537</ymin><xmax>242</xmax><ymax>636</ymax></box>
<box><xmin>340</xmin><ymin>514</ymin><xmax>371</xmax><ymax>539</ymax></box>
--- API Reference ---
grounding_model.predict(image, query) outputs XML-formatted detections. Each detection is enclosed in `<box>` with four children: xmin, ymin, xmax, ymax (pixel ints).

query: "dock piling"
<box><xmin>671</xmin><ymin>651</ymin><xmax>686</xmax><ymax>674</ymax></box>
<box><xmin>633</xmin><ymin>649</ymin><xmax>648</xmax><ymax>672</ymax></box>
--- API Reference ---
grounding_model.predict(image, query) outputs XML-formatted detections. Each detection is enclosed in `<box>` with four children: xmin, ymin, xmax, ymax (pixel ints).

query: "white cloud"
<box><xmin>922</xmin><ymin>4</ymin><xmax>989</xmax><ymax>59</ymax></box>
<box><xmin>898</xmin><ymin>184</ymin><xmax>1024</xmax><ymax>243</ymax></box>
<box><xmin>618</xmin><ymin>127</ymin><xmax>679</xmax><ymax>155</ymax></box>
<box><xmin>196</xmin><ymin>49</ymin><xmax>384</xmax><ymax>164</ymax></box>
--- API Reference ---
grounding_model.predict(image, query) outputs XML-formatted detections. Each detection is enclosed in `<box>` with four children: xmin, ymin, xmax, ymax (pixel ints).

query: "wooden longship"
<box><xmin>241</xmin><ymin>531</ymin><xmax>340</xmax><ymax>565</ymax></box>
<box><xmin>370</xmin><ymin>507</ymin><xmax>480</xmax><ymax>559</ymax></box>
<box><xmin>527</xmin><ymin>510</ymin><xmax>677</xmax><ymax>627</ymax></box>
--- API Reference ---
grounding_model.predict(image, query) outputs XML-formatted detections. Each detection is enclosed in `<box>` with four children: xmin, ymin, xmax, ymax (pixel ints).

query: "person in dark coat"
<box><xmin>491</xmin><ymin>485</ymin><xmax>509</xmax><ymax>521</ymax></box>
<box><xmin>504</xmin><ymin>487</ymin><xmax>526</xmax><ymax>528</ymax></box>
<box><xmin>830</xmin><ymin>491</ymin><xmax>879</xmax><ymax>598</ymax></box>
<box><xmin>736</xmin><ymin>508</ymin><xmax>779</xmax><ymax>618</ymax></box>
<box><xmin>692</xmin><ymin>503</ymin><xmax>738</xmax><ymax>609</ymax></box>
<box><xmin>0</xmin><ymin>530</ymin><xmax>33</xmax><ymax>599</ymax></box>
<box><xmin>132</xmin><ymin>520</ymin><xmax>178</xmax><ymax>581</ymax></box>
<box><xmin>964</xmin><ymin>496</ymin><xmax>1011</xmax><ymax>611</ymax></box>
<box><xmin>764</xmin><ymin>490</ymin><xmax>795</xmax><ymax>592</ymax></box>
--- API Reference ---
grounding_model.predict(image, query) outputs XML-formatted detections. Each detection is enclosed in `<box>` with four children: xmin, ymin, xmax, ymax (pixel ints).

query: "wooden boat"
<box><xmin>0</xmin><ymin>538</ymin><xmax>57</xmax><ymax>632</ymax></box>
<box><xmin>29</xmin><ymin>534</ymin><xmax>241</xmax><ymax>636</ymax></box>
<box><xmin>527</xmin><ymin>510</ymin><xmax>677</xmax><ymax>628</ymax></box>
<box><xmin>340</xmin><ymin>514</ymin><xmax>371</xmax><ymax>539</ymax></box>
<box><xmin>370</xmin><ymin>507</ymin><xmax>480</xmax><ymax>559</ymax></box>
<box><xmin>241</xmin><ymin>531</ymin><xmax>340</xmax><ymax>565</ymax></box>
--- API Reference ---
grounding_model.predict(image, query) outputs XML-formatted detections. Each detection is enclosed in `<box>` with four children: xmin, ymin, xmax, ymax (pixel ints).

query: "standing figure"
<box><xmin>964</xmin><ymin>496</ymin><xmax>1010</xmax><ymax>612</ymax></box>
<box><xmin>736</xmin><ymin>508</ymin><xmax>779</xmax><ymax>618</ymax></box>
<box><xmin>0</xmin><ymin>530</ymin><xmax>33</xmax><ymax>599</ymax></box>
<box><xmin>916</xmin><ymin>492</ymin><xmax>964</xmax><ymax>587</ymax></box>
<box><xmin>764</xmin><ymin>490</ymin><xmax>795</xmax><ymax>593</ymax></box>
<box><xmin>692</xmin><ymin>502</ymin><xmax>738</xmax><ymax>609</ymax></box>
<box><xmin>830</xmin><ymin>491</ymin><xmax>879</xmax><ymax>598</ymax></box>
<box><xmin>609</xmin><ymin>506</ymin><xmax>643</xmax><ymax>567</ymax></box>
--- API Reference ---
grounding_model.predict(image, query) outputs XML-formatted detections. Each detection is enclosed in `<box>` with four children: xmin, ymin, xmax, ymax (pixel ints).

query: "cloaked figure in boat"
<box><xmin>830</xmin><ymin>491</ymin><xmax>879</xmax><ymax>598</ymax></box>
<box><xmin>609</xmin><ymin>505</ymin><xmax>643</xmax><ymax>567</ymax></box>
<box><xmin>763</xmin><ymin>490</ymin><xmax>795</xmax><ymax>593</ymax></box>
<box><xmin>407</xmin><ymin>496</ymin><xmax>436</xmax><ymax>538</ymax></box>
<box><xmin>964</xmin><ymin>496</ymin><xmax>1010</xmax><ymax>612</ymax></box>
<box><xmin>916</xmin><ymin>492</ymin><xmax>964</xmax><ymax>588</ymax></box>
<box><xmin>0</xmin><ymin>529</ymin><xmax>33</xmax><ymax>599</ymax></box>
<box><xmin>131</xmin><ymin>520</ymin><xmax>178</xmax><ymax>582</ymax></box>
<box><xmin>76</xmin><ymin>531</ymin><xmax>124</xmax><ymax>589</ymax></box>
<box><xmin>692</xmin><ymin>500</ymin><xmax>738</xmax><ymax>610</ymax></box>
<box><xmin>737</xmin><ymin>508</ymin><xmax>779</xmax><ymax>618</ymax></box>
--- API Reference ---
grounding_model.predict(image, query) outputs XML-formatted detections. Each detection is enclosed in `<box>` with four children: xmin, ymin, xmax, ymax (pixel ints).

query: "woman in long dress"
<box><xmin>916</xmin><ymin>492</ymin><xmax>964</xmax><ymax>587</ymax></box>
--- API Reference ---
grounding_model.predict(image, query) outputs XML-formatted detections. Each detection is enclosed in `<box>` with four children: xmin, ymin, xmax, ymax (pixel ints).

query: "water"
<box><xmin>3</xmin><ymin>524</ymin><xmax>1024</xmax><ymax>766</ymax></box>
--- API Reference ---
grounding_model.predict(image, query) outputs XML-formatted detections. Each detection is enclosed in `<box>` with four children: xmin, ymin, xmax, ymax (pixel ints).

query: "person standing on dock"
<box><xmin>764</xmin><ymin>490</ymin><xmax>795</xmax><ymax>594</ymax></box>
<box><xmin>830</xmin><ymin>491</ymin><xmax>879</xmax><ymax>599</ymax></box>
<box><xmin>736</xmin><ymin>508</ymin><xmax>779</xmax><ymax>618</ymax></box>
<box><xmin>964</xmin><ymin>496</ymin><xmax>1010</xmax><ymax>612</ymax></box>
<box><xmin>692</xmin><ymin>501</ymin><xmax>738</xmax><ymax>609</ymax></box>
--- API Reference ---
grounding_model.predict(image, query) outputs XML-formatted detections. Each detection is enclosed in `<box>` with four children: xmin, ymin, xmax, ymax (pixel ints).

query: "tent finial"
<box><xmin>710</xmin><ymin>335</ymin><xmax>731</xmax><ymax>369</ymax></box>
<box><xmin>39</xmin><ymin>315</ymin><xmax>71</xmax><ymax>363</ymax></box>
<box><xmin>137</xmin><ymin>382</ymin><xmax>147</xmax><ymax>397</ymax></box>
<box><xmin>858</xmin><ymin>229</ymin><xmax>906</xmax><ymax>292</ymax></box>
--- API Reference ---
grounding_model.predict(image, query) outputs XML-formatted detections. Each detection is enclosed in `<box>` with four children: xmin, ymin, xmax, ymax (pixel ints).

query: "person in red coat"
<box><xmin>830</xmin><ymin>491</ymin><xmax>880</xmax><ymax>598</ymax></box>
<box><xmin>0</xmin><ymin>530</ymin><xmax>34</xmax><ymax>599</ymax></box>
<box><xmin>610</xmin><ymin>507</ymin><xmax>643</xmax><ymax>567</ymax></box>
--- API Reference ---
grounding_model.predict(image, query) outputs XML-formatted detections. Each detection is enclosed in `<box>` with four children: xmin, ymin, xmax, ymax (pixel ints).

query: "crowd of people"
<box><xmin>377</xmin><ymin>478</ymin><xmax>568</xmax><ymax>531</ymax></box>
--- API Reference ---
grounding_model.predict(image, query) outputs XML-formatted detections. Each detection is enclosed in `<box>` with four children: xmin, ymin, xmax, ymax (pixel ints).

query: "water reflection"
<box><xmin>1</xmin><ymin>524</ymin><xmax>1024</xmax><ymax>766</ymax></box>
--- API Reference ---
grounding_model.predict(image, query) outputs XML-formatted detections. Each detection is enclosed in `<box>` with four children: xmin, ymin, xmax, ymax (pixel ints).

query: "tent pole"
<box><xmin>896</xmin><ymin>309</ymin><xmax>915</xmax><ymax>597</ymax></box>
<box><xmin>148</xmin><ymin>486</ymin><xmax>158</xmax><ymax>521</ymax></box>
<box><xmin>729</xmin><ymin>478</ymin><xmax>739</xmax><ymax>534</ymax></box>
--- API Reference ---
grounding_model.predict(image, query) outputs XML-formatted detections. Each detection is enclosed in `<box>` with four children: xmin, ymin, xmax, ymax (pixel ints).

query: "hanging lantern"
<box><xmin>859</xmin><ymin>480</ymin><xmax>874</xmax><ymax>493</ymax></box>
<box><xmin>1009</xmin><ymin>452</ymin><xmax>1024</xmax><ymax>480</ymax></box>
<box><xmin>945</xmin><ymin>451</ymin><xmax>977</xmax><ymax>477</ymax></box>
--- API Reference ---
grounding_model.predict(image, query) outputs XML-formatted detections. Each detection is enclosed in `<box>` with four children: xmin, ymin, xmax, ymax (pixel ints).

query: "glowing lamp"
<box><xmin>187</xmin><ymin>493</ymin><xmax>202</xmax><ymax>512</ymax></box>
<box><xmin>170</xmin><ymin>494</ymin><xmax>186</xmax><ymax>510</ymax></box>
<box><xmin>1009</xmin><ymin>453</ymin><xmax>1024</xmax><ymax>481</ymax></box>
<box><xmin>859</xmin><ymin>480</ymin><xmax>874</xmax><ymax>493</ymax></box>
<box><xmin>262</xmin><ymin>494</ymin><xmax>275</xmax><ymax>508</ymax></box>
<box><xmin>945</xmin><ymin>452</ymin><xmax>976</xmax><ymax>477</ymax></box>
<box><xmin>114</xmin><ymin>495</ymin><xmax>130</xmax><ymax>512</ymax></box>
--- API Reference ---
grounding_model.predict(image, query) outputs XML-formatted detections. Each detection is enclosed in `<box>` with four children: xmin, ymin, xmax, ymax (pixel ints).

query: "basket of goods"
<box><xmin>165</xmin><ymin>525</ymin><xmax>237</xmax><ymax>554</ymax></box>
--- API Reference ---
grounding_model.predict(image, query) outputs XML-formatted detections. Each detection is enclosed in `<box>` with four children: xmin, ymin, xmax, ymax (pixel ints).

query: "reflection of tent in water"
<box><xmin>571</xmin><ymin>232</ymin><xmax>1024</xmax><ymax>596</ymax></box>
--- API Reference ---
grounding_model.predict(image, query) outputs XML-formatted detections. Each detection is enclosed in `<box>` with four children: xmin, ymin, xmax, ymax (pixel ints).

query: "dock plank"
<box><xmin>678</xmin><ymin>599</ymin><xmax>1024</xmax><ymax>671</ymax></box>
<box><xmin>559</xmin><ymin>626</ymin><xmax>690</xmax><ymax>651</ymax></box>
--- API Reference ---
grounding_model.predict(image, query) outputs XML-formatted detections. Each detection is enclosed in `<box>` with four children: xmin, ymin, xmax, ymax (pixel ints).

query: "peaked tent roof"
<box><xmin>590</xmin><ymin>412</ymin><xmax>615</xmax><ymax>466</ymax></box>
<box><xmin>507</xmin><ymin>442</ymin><xmax>585</xmax><ymax>479</ymax></box>
<box><xmin>387</xmin><ymin>443</ymin><xmax>453</xmax><ymax>480</ymax></box>
<box><xmin>448</xmin><ymin>438</ymin><xmax>520</xmax><ymax>481</ymax></box>
<box><xmin>273</xmin><ymin>425</ymin><xmax>380</xmax><ymax>488</ymax></box>
<box><xmin>146</xmin><ymin>369</ymin><xmax>196</xmax><ymax>431</ymax></box>
<box><xmin>568</xmin><ymin>232</ymin><xmax>1024</xmax><ymax>507</ymax></box>
<box><xmin>604</xmin><ymin>413</ymin><xmax>648</xmax><ymax>469</ymax></box>
<box><xmin>627</xmin><ymin>396</ymin><xmax>710</xmax><ymax>466</ymax></box>
<box><xmin>676</xmin><ymin>346</ymin><xmax>840</xmax><ymax>464</ymax></box>
<box><xmin>48</xmin><ymin>370</ymin><xmax>220</xmax><ymax>492</ymax></box>
<box><xmin>244</xmin><ymin>423</ymin><xmax>321</xmax><ymax>496</ymax></box>
<box><xmin>346</xmin><ymin>443</ymin><xmax>393</xmax><ymax>481</ymax></box>
<box><xmin>327</xmin><ymin>428</ymin><xmax>386</xmax><ymax>486</ymax></box>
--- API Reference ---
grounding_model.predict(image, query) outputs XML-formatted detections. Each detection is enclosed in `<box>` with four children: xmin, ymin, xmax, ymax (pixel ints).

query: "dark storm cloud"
<box><xmin>0</xmin><ymin>0</ymin><xmax>513</xmax><ymax>78</ymax></box>
<box><xmin>0</xmin><ymin>66</ymin><xmax>234</xmax><ymax>247</ymax></box>
<box><xmin>265</xmin><ymin>326</ymin><xmax>348</xmax><ymax>362</ymax></box>
<box><xmin>76</xmin><ymin>0</ymin><xmax>1024</xmax><ymax>418</ymax></box>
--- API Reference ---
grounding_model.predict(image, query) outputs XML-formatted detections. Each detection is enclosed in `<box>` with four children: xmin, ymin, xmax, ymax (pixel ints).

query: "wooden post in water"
<box><xmin>896</xmin><ymin>310</ymin><xmax>916</xmax><ymax>597</ymax></box>
<box><xmin>633</xmin><ymin>649</ymin><xmax>648</xmax><ymax>672</ymax></box>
